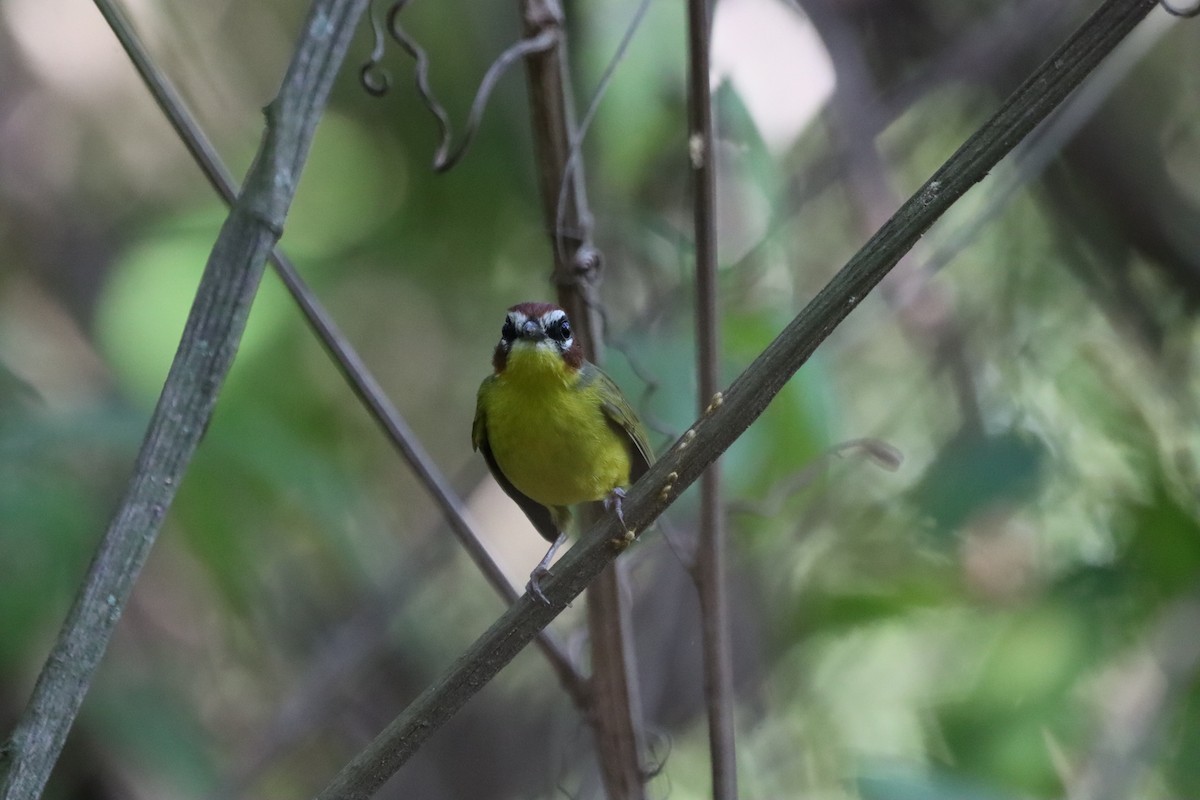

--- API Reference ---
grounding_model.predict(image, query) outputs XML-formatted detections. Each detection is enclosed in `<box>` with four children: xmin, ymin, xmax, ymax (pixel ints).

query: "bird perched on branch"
<box><xmin>473</xmin><ymin>302</ymin><xmax>653</xmax><ymax>604</ymax></box>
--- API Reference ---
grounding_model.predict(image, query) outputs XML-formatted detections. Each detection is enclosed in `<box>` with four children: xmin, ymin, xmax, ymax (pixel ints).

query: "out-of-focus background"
<box><xmin>2</xmin><ymin>0</ymin><xmax>1200</xmax><ymax>797</ymax></box>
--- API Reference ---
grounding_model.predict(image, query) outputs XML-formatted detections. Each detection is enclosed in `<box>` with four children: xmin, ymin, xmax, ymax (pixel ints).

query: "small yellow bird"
<box><xmin>473</xmin><ymin>302</ymin><xmax>653</xmax><ymax>603</ymax></box>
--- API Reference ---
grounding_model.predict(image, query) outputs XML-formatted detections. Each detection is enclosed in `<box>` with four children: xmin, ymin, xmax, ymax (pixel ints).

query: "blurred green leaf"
<box><xmin>95</xmin><ymin>212</ymin><xmax>292</xmax><ymax>403</ymax></box>
<box><xmin>797</xmin><ymin>576</ymin><xmax>955</xmax><ymax>634</ymax></box>
<box><xmin>587</xmin><ymin>0</ymin><xmax>686</xmax><ymax>192</ymax></box>
<box><xmin>1124</xmin><ymin>475</ymin><xmax>1200</xmax><ymax>602</ymax></box>
<box><xmin>723</xmin><ymin>308</ymin><xmax>831</xmax><ymax>499</ymax></box>
<box><xmin>87</xmin><ymin>678</ymin><xmax>218</xmax><ymax>797</ymax></box>
<box><xmin>0</xmin><ymin>408</ymin><xmax>145</xmax><ymax>668</ymax></box>
<box><xmin>282</xmin><ymin>111</ymin><xmax>403</xmax><ymax>260</ymax></box>
<box><xmin>911</xmin><ymin>429</ymin><xmax>1047</xmax><ymax>539</ymax></box>
<box><xmin>173</xmin><ymin>401</ymin><xmax>367</xmax><ymax>616</ymax></box>
<box><xmin>1166</xmin><ymin>685</ymin><xmax>1200</xmax><ymax>797</ymax></box>
<box><xmin>857</xmin><ymin>761</ymin><xmax>1026</xmax><ymax>800</ymax></box>
<box><xmin>936</xmin><ymin>604</ymin><xmax>1095</xmax><ymax>796</ymax></box>
<box><xmin>0</xmin><ymin>361</ymin><xmax>41</xmax><ymax>412</ymax></box>
<box><xmin>714</xmin><ymin>78</ymin><xmax>782</xmax><ymax>201</ymax></box>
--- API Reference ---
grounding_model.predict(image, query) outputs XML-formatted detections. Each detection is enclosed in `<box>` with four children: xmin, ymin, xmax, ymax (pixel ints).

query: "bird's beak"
<box><xmin>520</xmin><ymin>320</ymin><xmax>543</xmax><ymax>340</ymax></box>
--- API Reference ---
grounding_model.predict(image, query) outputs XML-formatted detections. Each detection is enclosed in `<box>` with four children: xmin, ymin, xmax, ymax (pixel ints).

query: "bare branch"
<box><xmin>584</xmin><ymin>570</ymin><xmax>650</xmax><ymax>797</ymax></box>
<box><xmin>519</xmin><ymin>0</ymin><xmax>649</xmax><ymax>793</ymax></box>
<box><xmin>520</xmin><ymin>0</ymin><xmax>599</xmax><ymax>327</ymax></box>
<box><xmin>311</xmin><ymin>2</ymin><xmax>1163</xmax><ymax>796</ymax></box>
<box><xmin>0</xmin><ymin>0</ymin><xmax>370</xmax><ymax>796</ymax></box>
<box><xmin>685</xmin><ymin>0</ymin><xmax>738</xmax><ymax>796</ymax></box>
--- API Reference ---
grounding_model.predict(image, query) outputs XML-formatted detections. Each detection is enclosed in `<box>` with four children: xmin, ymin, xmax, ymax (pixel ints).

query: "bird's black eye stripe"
<box><xmin>501</xmin><ymin>318</ymin><xmax>518</xmax><ymax>342</ymax></box>
<box><xmin>547</xmin><ymin>317</ymin><xmax>571</xmax><ymax>342</ymax></box>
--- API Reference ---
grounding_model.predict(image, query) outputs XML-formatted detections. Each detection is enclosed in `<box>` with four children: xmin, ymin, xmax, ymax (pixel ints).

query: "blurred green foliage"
<box><xmin>1</xmin><ymin>0</ymin><xmax>1200</xmax><ymax>799</ymax></box>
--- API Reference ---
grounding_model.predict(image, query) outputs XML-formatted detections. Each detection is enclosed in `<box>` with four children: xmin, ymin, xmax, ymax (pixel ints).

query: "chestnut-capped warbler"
<box><xmin>473</xmin><ymin>302</ymin><xmax>653</xmax><ymax>603</ymax></box>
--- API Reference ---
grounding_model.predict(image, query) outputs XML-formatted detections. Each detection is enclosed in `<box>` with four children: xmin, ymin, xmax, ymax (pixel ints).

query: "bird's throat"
<box><xmin>500</xmin><ymin>343</ymin><xmax>578</xmax><ymax>390</ymax></box>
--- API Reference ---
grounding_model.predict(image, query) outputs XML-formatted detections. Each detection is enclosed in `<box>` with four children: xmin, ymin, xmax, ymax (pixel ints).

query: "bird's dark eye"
<box><xmin>547</xmin><ymin>317</ymin><xmax>571</xmax><ymax>342</ymax></box>
<box><xmin>501</xmin><ymin>318</ymin><xmax>517</xmax><ymax>341</ymax></box>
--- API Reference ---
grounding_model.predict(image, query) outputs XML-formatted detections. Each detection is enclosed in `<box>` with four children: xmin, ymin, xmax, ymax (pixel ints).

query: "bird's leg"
<box><xmin>527</xmin><ymin>531</ymin><xmax>567</xmax><ymax>605</ymax></box>
<box><xmin>604</xmin><ymin>487</ymin><xmax>635</xmax><ymax>550</ymax></box>
<box><xmin>603</xmin><ymin>487</ymin><xmax>627</xmax><ymax>527</ymax></box>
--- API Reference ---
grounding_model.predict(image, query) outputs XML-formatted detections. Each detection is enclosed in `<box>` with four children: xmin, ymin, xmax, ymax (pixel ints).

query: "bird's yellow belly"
<box><xmin>486</xmin><ymin>377</ymin><xmax>631</xmax><ymax>509</ymax></box>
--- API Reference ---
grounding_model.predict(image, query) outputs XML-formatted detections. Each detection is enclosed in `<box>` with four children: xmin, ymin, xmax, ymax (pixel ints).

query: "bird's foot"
<box><xmin>526</xmin><ymin>566</ymin><xmax>551</xmax><ymax>605</ymax></box>
<box><xmin>604</xmin><ymin>487</ymin><xmax>636</xmax><ymax>548</ymax></box>
<box><xmin>603</xmin><ymin>487</ymin><xmax>627</xmax><ymax>526</ymax></box>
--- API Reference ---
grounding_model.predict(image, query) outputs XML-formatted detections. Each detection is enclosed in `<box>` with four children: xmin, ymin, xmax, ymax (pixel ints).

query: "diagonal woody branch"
<box><xmin>313</xmin><ymin>1</ymin><xmax>1161</xmax><ymax>797</ymax></box>
<box><xmin>0</xmin><ymin>1</ymin><xmax>369</xmax><ymax>797</ymax></box>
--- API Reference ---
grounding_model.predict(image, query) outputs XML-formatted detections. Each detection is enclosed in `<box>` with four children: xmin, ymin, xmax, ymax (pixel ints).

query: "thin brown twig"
<box><xmin>359</xmin><ymin>0</ymin><xmax>394</xmax><ymax>96</ymax></box>
<box><xmin>553</xmin><ymin>0</ymin><xmax>652</xmax><ymax>265</ymax></box>
<box><xmin>433</xmin><ymin>27</ymin><xmax>558</xmax><ymax>172</ymax></box>
<box><xmin>361</xmin><ymin>0</ymin><xmax>558</xmax><ymax>172</ymax></box>
<box><xmin>685</xmin><ymin>0</ymin><xmax>738</xmax><ymax>795</ymax></box>
<box><xmin>311</xmin><ymin>3</ymin><xmax>1164</xmax><ymax>796</ymax></box>
<box><xmin>88</xmin><ymin>0</ymin><xmax>588</xmax><ymax>708</ymax></box>
<box><xmin>519</xmin><ymin>0</ymin><xmax>650</xmax><ymax>793</ymax></box>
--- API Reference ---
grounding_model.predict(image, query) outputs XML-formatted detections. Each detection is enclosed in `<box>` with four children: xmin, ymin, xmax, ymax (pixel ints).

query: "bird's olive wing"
<box><xmin>473</xmin><ymin>378</ymin><xmax>561</xmax><ymax>544</ymax></box>
<box><xmin>583</xmin><ymin>364</ymin><xmax>655</xmax><ymax>482</ymax></box>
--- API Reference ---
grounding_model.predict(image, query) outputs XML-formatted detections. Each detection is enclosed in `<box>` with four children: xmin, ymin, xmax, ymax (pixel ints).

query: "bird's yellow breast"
<box><xmin>480</xmin><ymin>344</ymin><xmax>632</xmax><ymax>510</ymax></box>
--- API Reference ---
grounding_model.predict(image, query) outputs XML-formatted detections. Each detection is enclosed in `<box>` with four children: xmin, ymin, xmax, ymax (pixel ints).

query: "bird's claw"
<box><xmin>604</xmin><ymin>487</ymin><xmax>636</xmax><ymax>546</ymax></box>
<box><xmin>526</xmin><ymin>566</ymin><xmax>551</xmax><ymax>605</ymax></box>
<box><xmin>604</xmin><ymin>487</ymin><xmax>628</xmax><ymax>528</ymax></box>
